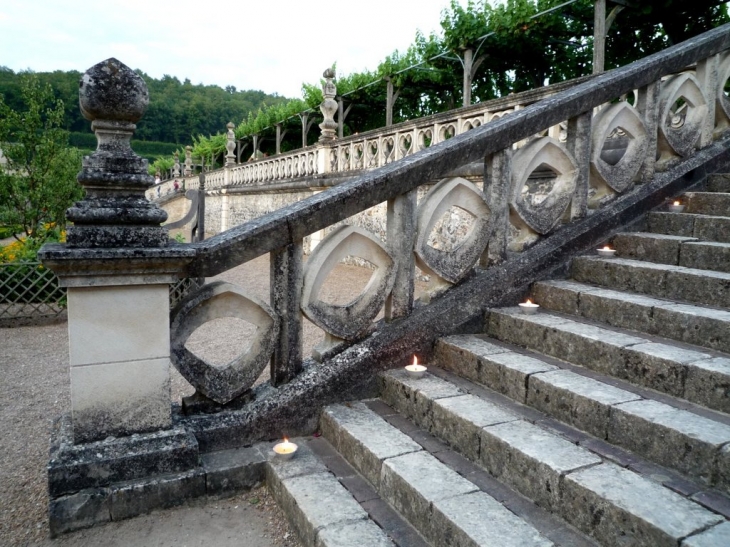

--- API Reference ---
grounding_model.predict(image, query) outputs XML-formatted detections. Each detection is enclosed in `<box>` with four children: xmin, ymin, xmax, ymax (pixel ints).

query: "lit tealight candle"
<box><xmin>597</xmin><ymin>245</ymin><xmax>617</xmax><ymax>258</ymax></box>
<box><xmin>518</xmin><ymin>298</ymin><xmax>540</xmax><ymax>315</ymax></box>
<box><xmin>405</xmin><ymin>356</ymin><xmax>427</xmax><ymax>378</ymax></box>
<box><xmin>273</xmin><ymin>438</ymin><xmax>298</xmax><ymax>460</ymax></box>
<box><xmin>669</xmin><ymin>200</ymin><xmax>685</xmax><ymax>213</ymax></box>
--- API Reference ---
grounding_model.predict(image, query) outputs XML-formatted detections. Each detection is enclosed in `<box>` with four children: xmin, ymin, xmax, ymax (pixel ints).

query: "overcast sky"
<box><xmin>0</xmin><ymin>0</ymin><xmax>464</xmax><ymax>98</ymax></box>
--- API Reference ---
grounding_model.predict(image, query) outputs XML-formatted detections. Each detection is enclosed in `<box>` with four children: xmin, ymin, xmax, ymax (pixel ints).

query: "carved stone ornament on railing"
<box><xmin>66</xmin><ymin>58</ymin><xmax>168</xmax><ymax>247</ymax></box>
<box><xmin>170</xmin><ymin>281</ymin><xmax>280</xmax><ymax>404</ymax></box>
<box><xmin>510</xmin><ymin>137</ymin><xmax>578</xmax><ymax>238</ymax></box>
<box><xmin>415</xmin><ymin>177</ymin><xmax>492</xmax><ymax>284</ymax></box>
<box><xmin>658</xmin><ymin>72</ymin><xmax>709</xmax><ymax>161</ymax></box>
<box><xmin>173</xmin><ymin>150</ymin><xmax>181</xmax><ymax>177</ymax></box>
<box><xmin>225</xmin><ymin>122</ymin><xmax>236</xmax><ymax>166</ymax></box>
<box><xmin>319</xmin><ymin>68</ymin><xmax>338</xmax><ymax>143</ymax></box>
<box><xmin>301</xmin><ymin>225</ymin><xmax>395</xmax><ymax>341</ymax></box>
<box><xmin>184</xmin><ymin>145</ymin><xmax>192</xmax><ymax>176</ymax></box>
<box><xmin>590</xmin><ymin>101</ymin><xmax>649</xmax><ymax>195</ymax></box>
<box><xmin>715</xmin><ymin>52</ymin><xmax>730</xmax><ymax>134</ymax></box>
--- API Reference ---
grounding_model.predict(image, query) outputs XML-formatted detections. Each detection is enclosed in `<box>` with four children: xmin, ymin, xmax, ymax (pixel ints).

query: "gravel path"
<box><xmin>1</xmin><ymin>255</ymin><xmax>426</xmax><ymax>545</ymax></box>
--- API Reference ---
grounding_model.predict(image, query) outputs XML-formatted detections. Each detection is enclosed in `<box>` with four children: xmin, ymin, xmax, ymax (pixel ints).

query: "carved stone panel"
<box><xmin>715</xmin><ymin>52</ymin><xmax>730</xmax><ymax>132</ymax></box>
<box><xmin>590</xmin><ymin>101</ymin><xmax>648</xmax><ymax>193</ymax></box>
<box><xmin>170</xmin><ymin>281</ymin><xmax>279</xmax><ymax>404</ymax></box>
<box><xmin>658</xmin><ymin>72</ymin><xmax>708</xmax><ymax>160</ymax></box>
<box><xmin>301</xmin><ymin>225</ymin><xmax>395</xmax><ymax>340</ymax></box>
<box><xmin>510</xmin><ymin>137</ymin><xmax>578</xmax><ymax>235</ymax></box>
<box><xmin>415</xmin><ymin>177</ymin><xmax>492</xmax><ymax>284</ymax></box>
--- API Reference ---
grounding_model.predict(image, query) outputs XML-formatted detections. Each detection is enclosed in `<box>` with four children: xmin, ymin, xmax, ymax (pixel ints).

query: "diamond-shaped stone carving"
<box><xmin>510</xmin><ymin>137</ymin><xmax>578</xmax><ymax>235</ymax></box>
<box><xmin>170</xmin><ymin>281</ymin><xmax>280</xmax><ymax>404</ymax></box>
<box><xmin>658</xmin><ymin>72</ymin><xmax>708</xmax><ymax>159</ymax></box>
<box><xmin>591</xmin><ymin>101</ymin><xmax>648</xmax><ymax>193</ymax></box>
<box><xmin>301</xmin><ymin>225</ymin><xmax>395</xmax><ymax>340</ymax></box>
<box><xmin>415</xmin><ymin>177</ymin><xmax>492</xmax><ymax>284</ymax></box>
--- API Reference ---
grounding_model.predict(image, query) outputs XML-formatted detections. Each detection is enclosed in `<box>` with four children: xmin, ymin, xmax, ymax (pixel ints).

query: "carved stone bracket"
<box><xmin>170</xmin><ymin>281</ymin><xmax>280</xmax><ymax>404</ymax></box>
<box><xmin>415</xmin><ymin>177</ymin><xmax>492</xmax><ymax>284</ymax></box>
<box><xmin>301</xmin><ymin>225</ymin><xmax>395</xmax><ymax>341</ymax></box>
<box><xmin>590</xmin><ymin>101</ymin><xmax>648</xmax><ymax>193</ymax></box>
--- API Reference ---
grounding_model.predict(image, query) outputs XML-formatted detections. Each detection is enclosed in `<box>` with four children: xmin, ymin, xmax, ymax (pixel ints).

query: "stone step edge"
<box><xmin>266</xmin><ymin>438</ymin><xmax>396</xmax><ymax>547</ymax></box>
<box><xmin>321</xmin><ymin>401</ymin><xmax>560</xmax><ymax>547</ymax></box>
<box><xmin>612</xmin><ymin>231</ymin><xmax>730</xmax><ymax>272</ymax></box>
<box><xmin>532</xmin><ymin>279</ymin><xmax>730</xmax><ymax>351</ymax></box>
<box><xmin>378</xmin><ymin>369</ymin><xmax>727</xmax><ymax>546</ymax></box>
<box><xmin>487</xmin><ymin>306</ymin><xmax>730</xmax><ymax>414</ymax></box>
<box><xmin>50</xmin><ymin>443</ymin><xmax>268</xmax><ymax>537</ymax></box>
<box><xmin>434</xmin><ymin>335</ymin><xmax>730</xmax><ymax>492</ymax></box>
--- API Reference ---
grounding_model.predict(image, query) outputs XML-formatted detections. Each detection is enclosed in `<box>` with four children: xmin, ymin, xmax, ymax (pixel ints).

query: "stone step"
<box><xmin>648</xmin><ymin>212</ymin><xmax>730</xmax><ymax>243</ymax></box>
<box><xmin>321</xmin><ymin>401</ymin><xmax>555</xmax><ymax>547</ymax></box>
<box><xmin>685</xmin><ymin>192</ymin><xmax>730</xmax><ymax>217</ymax></box>
<box><xmin>612</xmin><ymin>232</ymin><xmax>730</xmax><ymax>273</ymax></box>
<box><xmin>378</xmin><ymin>369</ymin><xmax>725</xmax><ymax>546</ymax></box>
<box><xmin>435</xmin><ymin>335</ymin><xmax>730</xmax><ymax>490</ymax></box>
<box><xmin>486</xmin><ymin>307</ymin><xmax>730</xmax><ymax>414</ymax></box>
<box><xmin>707</xmin><ymin>173</ymin><xmax>730</xmax><ymax>193</ymax></box>
<box><xmin>266</xmin><ymin>439</ymin><xmax>396</xmax><ymax>547</ymax></box>
<box><xmin>571</xmin><ymin>255</ymin><xmax>730</xmax><ymax>309</ymax></box>
<box><xmin>532</xmin><ymin>279</ymin><xmax>730</xmax><ymax>354</ymax></box>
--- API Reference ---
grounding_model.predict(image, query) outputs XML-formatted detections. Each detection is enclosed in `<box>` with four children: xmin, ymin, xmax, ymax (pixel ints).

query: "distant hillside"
<box><xmin>0</xmin><ymin>67</ymin><xmax>290</xmax><ymax>146</ymax></box>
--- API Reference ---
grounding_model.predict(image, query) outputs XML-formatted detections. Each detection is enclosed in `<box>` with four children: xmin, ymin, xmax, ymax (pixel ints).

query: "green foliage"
<box><xmin>0</xmin><ymin>75</ymin><xmax>83</xmax><ymax>241</ymax></box>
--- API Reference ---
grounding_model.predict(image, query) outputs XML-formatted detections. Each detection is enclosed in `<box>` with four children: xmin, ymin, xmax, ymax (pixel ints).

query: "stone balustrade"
<box><xmin>39</xmin><ymin>24</ymin><xmax>730</xmax><ymax>535</ymax></box>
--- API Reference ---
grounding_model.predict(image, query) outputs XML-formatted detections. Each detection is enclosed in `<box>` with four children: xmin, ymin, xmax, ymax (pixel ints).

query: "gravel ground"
<box><xmin>1</xmin><ymin>254</ymin><xmax>426</xmax><ymax>546</ymax></box>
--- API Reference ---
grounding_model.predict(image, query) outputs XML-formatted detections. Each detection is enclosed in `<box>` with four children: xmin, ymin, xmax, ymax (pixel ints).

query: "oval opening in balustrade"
<box><xmin>314</xmin><ymin>255</ymin><xmax>378</xmax><ymax>308</ymax></box>
<box><xmin>600</xmin><ymin>127</ymin><xmax>630</xmax><ymax>166</ymax></box>
<box><xmin>426</xmin><ymin>205</ymin><xmax>476</xmax><ymax>253</ymax></box>
<box><xmin>185</xmin><ymin>317</ymin><xmax>258</xmax><ymax>369</ymax></box>
<box><xmin>521</xmin><ymin>163</ymin><xmax>559</xmax><ymax>206</ymax></box>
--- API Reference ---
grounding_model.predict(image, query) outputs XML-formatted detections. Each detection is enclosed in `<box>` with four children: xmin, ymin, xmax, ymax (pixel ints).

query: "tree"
<box><xmin>0</xmin><ymin>75</ymin><xmax>83</xmax><ymax>242</ymax></box>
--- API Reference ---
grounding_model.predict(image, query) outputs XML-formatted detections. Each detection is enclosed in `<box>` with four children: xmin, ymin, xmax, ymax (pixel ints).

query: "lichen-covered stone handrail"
<box><xmin>185</xmin><ymin>23</ymin><xmax>730</xmax><ymax>279</ymax></box>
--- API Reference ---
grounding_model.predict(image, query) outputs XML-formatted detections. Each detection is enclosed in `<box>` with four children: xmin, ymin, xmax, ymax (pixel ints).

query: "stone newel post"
<box><xmin>319</xmin><ymin>68</ymin><xmax>338</xmax><ymax>143</ymax></box>
<box><xmin>39</xmin><ymin>58</ymin><xmax>195</xmax><ymax>444</ymax></box>
<box><xmin>184</xmin><ymin>145</ymin><xmax>192</xmax><ymax>176</ymax></box>
<box><xmin>225</xmin><ymin>122</ymin><xmax>236</xmax><ymax>166</ymax></box>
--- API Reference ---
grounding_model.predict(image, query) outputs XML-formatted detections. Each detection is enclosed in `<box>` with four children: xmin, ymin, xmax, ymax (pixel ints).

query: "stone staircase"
<box><xmin>267</xmin><ymin>174</ymin><xmax>730</xmax><ymax>546</ymax></box>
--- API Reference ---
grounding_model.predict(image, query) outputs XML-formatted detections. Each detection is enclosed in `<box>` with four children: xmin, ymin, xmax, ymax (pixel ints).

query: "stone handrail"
<box><xmin>145</xmin><ymin>23</ymin><xmax>730</xmax><ymax>407</ymax></box>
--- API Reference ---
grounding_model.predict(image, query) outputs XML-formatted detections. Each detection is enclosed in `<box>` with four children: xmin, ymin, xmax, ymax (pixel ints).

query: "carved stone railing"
<box><xmin>170</xmin><ymin>77</ymin><xmax>591</xmax><ymax>194</ymax></box>
<box><xmin>162</xmin><ymin>25</ymin><xmax>730</xmax><ymax>418</ymax></box>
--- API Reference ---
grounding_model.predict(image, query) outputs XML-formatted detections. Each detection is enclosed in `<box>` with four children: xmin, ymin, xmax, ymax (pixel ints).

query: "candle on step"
<box><xmin>669</xmin><ymin>200</ymin><xmax>685</xmax><ymax>213</ymax></box>
<box><xmin>518</xmin><ymin>298</ymin><xmax>540</xmax><ymax>315</ymax></box>
<box><xmin>597</xmin><ymin>245</ymin><xmax>617</xmax><ymax>258</ymax></box>
<box><xmin>405</xmin><ymin>356</ymin><xmax>427</xmax><ymax>378</ymax></box>
<box><xmin>273</xmin><ymin>438</ymin><xmax>298</xmax><ymax>460</ymax></box>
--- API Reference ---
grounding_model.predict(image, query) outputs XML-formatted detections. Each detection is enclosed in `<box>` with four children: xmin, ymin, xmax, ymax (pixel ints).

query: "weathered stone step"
<box><xmin>649</xmin><ymin>212</ymin><xmax>730</xmax><ymax>243</ymax></box>
<box><xmin>707</xmin><ymin>173</ymin><xmax>730</xmax><ymax>193</ymax></box>
<box><xmin>685</xmin><ymin>192</ymin><xmax>730</xmax><ymax>217</ymax></box>
<box><xmin>435</xmin><ymin>335</ymin><xmax>730</xmax><ymax>490</ymax></box>
<box><xmin>266</xmin><ymin>439</ymin><xmax>396</xmax><ymax>547</ymax></box>
<box><xmin>571</xmin><ymin>255</ymin><xmax>730</xmax><ymax>309</ymax></box>
<box><xmin>532</xmin><ymin>279</ymin><xmax>730</xmax><ymax>354</ymax></box>
<box><xmin>612</xmin><ymin>232</ymin><xmax>730</xmax><ymax>273</ymax></box>
<box><xmin>486</xmin><ymin>308</ymin><xmax>730</xmax><ymax>414</ymax></box>
<box><xmin>378</xmin><ymin>370</ymin><xmax>725</xmax><ymax>546</ymax></box>
<box><xmin>320</xmin><ymin>401</ymin><xmax>555</xmax><ymax>547</ymax></box>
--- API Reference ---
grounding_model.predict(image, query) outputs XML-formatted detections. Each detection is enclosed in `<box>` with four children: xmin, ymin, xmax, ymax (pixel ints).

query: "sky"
<box><xmin>0</xmin><ymin>0</ymin><xmax>464</xmax><ymax>99</ymax></box>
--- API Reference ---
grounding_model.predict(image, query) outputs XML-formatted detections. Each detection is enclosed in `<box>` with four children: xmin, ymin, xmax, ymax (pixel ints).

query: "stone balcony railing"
<box><xmin>154</xmin><ymin>76</ymin><xmax>591</xmax><ymax>198</ymax></box>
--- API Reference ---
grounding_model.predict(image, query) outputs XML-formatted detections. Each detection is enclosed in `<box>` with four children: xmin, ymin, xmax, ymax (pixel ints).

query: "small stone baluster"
<box><xmin>319</xmin><ymin>68</ymin><xmax>338</xmax><ymax>143</ymax></box>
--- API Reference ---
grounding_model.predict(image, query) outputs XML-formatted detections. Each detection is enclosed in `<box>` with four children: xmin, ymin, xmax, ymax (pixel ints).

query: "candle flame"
<box><xmin>603</xmin><ymin>245</ymin><xmax>611</xmax><ymax>251</ymax></box>
<box><xmin>673</xmin><ymin>200</ymin><xmax>681</xmax><ymax>206</ymax></box>
<box><xmin>413</xmin><ymin>356</ymin><xmax>418</xmax><ymax>366</ymax></box>
<box><xmin>526</xmin><ymin>299</ymin><xmax>533</xmax><ymax>305</ymax></box>
<box><xmin>283</xmin><ymin>437</ymin><xmax>289</xmax><ymax>444</ymax></box>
